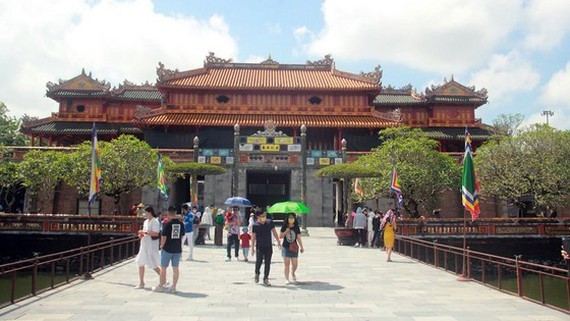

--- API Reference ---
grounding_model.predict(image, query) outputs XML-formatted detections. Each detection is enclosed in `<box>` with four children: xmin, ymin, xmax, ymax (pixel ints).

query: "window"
<box><xmin>216</xmin><ymin>95</ymin><xmax>230</xmax><ymax>103</ymax></box>
<box><xmin>76</xmin><ymin>105</ymin><xmax>85</xmax><ymax>112</ymax></box>
<box><xmin>77</xmin><ymin>199</ymin><xmax>100</xmax><ymax>215</ymax></box>
<box><xmin>309</xmin><ymin>96</ymin><xmax>322</xmax><ymax>105</ymax></box>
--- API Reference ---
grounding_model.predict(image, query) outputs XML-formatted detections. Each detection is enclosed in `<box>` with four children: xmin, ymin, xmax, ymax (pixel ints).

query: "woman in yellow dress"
<box><xmin>381</xmin><ymin>210</ymin><xmax>397</xmax><ymax>262</ymax></box>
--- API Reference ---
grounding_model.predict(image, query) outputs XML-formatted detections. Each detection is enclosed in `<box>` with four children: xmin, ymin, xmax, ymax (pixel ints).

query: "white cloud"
<box><xmin>302</xmin><ymin>0</ymin><xmax>523</xmax><ymax>74</ymax></box>
<box><xmin>523</xmin><ymin>0</ymin><xmax>570</xmax><ymax>51</ymax></box>
<box><xmin>522</xmin><ymin>109</ymin><xmax>568</xmax><ymax>130</ymax></box>
<box><xmin>0</xmin><ymin>0</ymin><xmax>238</xmax><ymax>118</ymax></box>
<box><xmin>468</xmin><ymin>51</ymin><xmax>540</xmax><ymax>102</ymax></box>
<box><xmin>535</xmin><ymin>61</ymin><xmax>570</xmax><ymax>129</ymax></box>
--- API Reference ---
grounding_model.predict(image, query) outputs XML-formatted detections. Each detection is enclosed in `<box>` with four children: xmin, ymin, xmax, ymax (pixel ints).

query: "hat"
<box><xmin>137</xmin><ymin>203</ymin><xmax>145</xmax><ymax>208</ymax></box>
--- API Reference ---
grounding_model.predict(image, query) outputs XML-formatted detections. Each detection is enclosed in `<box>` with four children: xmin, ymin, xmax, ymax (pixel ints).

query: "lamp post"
<box><xmin>341</xmin><ymin>138</ymin><xmax>348</xmax><ymax>214</ymax></box>
<box><xmin>191</xmin><ymin>136</ymin><xmax>199</xmax><ymax>205</ymax></box>
<box><xmin>541</xmin><ymin>110</ymin><xmax>554</xmax><ymax>125</ymax></box>
<box><xmin>232</xmin><ymin>124</ymin><xmax>240</xmax><ymax>197</ymax></box>
<box><xmin>300</xmin><ymin>124</ymin><xmax>308</xmax><ymax>235</ymax></box>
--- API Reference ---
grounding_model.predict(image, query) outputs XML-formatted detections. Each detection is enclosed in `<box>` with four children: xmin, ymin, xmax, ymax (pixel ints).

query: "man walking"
<box><xmin>252</xmin><ymin>210</ymin><xmax>280</xmax><ymax>286</ymax></box>
<box><xmin>182</xmin><ymin>204</ymin><xmax>195</xmax><ymax>260</ymax></box>
<box><xmin>153</xmin><ymin>209</ymin><xmax>185</xmax><ymax>293</ymax></box>
<box><xmin>225</xmin><ymin>208</ymin><xmax>241</xmax><ymax>261</ymax></box>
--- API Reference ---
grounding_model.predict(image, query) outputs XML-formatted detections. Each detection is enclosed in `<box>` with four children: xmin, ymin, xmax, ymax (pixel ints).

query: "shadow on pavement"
<box><xmin>292</xmin><ymin>281</ymin><xmax>344</xmax><ymax>291</ymax></box>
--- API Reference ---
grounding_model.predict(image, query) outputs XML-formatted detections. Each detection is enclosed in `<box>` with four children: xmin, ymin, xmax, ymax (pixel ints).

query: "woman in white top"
<box><xmin>134</xmin><ymin>206</ymin><xmax>161</xmax><ymax>289</ymax></box>
<box><xmin>201</xmin><ymin>207</ymin><xmax>214</xmax><ymax>240</ymax></box>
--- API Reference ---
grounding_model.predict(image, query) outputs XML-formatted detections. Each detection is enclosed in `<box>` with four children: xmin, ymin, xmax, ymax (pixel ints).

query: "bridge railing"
<box><xmin>0</xmin><ymin>235</ymin><xmax>140</xmax><ymax>308</ymax></box>
<box><xmin>395</xmin><ymin>235</ymin><xmax>570</xmax><ymax>314</ymax></box>
<box><xmin>396</xmin><ymin>217</ymin><xmax>570</xmax><ymax>237</ymax></box>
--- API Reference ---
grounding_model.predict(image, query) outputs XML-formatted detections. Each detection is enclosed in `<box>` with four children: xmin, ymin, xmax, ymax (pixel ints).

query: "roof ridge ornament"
<box><xmin>307</xmin><ymin>54</ymin><xmax>334</xmax><ymax>67</ymax></box>
<box><xmin>46</xmin><ymin>69</ymin><xmax>110</xmax><ymax>92</ymax></box>
<box><xmin>261</xmin><ymin>54</ymin><xmax>279</xmax><ymax>65</ymax></box>
<box><xmin>156</xmin><ymin>62</ymin><xmax>179</xmax><ymax>82</ymax></box>
<box><xmin>204</xmin><ymin>52</ymin><xmax>233</xmax><ymax>66</ymax></box>
<box><xmin>360</xmin><ymin>65</ymin><xmax>382</xmax><ymax>84</ymax></box>
<box><xmin>426</xmin><ymin>76</ymin><xmax>488</xmax><ymax>99</ymax></box>
<box><xmin>251</xmin><ymin>120</ymin><xmax>288</xmax><ymax>137</ymax></box>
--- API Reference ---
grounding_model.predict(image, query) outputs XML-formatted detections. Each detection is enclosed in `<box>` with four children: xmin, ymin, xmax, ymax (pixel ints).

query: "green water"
<box><xmin>0</xmin><ymin>272</ymin><xmax>70</xmax><ymax>306</ymax></box>
<box><xmin>481</xmin><ymin>274</ymin><xmax>568</xmax><ymax>310</ymax></box>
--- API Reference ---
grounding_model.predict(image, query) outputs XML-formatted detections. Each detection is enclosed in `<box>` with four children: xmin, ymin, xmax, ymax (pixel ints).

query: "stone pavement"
<box><xmin>0</xmin><ymin>228</ymin><xmax>567</xmax><ymax>321</ymax></box>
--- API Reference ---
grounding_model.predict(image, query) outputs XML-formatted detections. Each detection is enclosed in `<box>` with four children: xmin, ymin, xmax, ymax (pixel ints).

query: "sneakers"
<box><xmin>263</xmin><ymin>278</ymin><xmax>271</xmax><ymax>286</ymax></box>
<box><xmin>134</xmin><ymin>284</ymin><xmax>145</xmax><ymax>289</ymax></box>
<box><xmin>292</xmin><ymin>273</ymin><xmax>297</xmax><ymax>282</ymax></box>
<box><xmin>169</xmin><ymin>287</ymin><xmax>177</xmax><ymax>294</ymax></box>
<box><xmin>225</xmin><ymin>257</ymin><xmax>231</xmax><ymax>262</ymax></box>
<box><xmin>354</xmin><ymin>243</ymin><xmax>359</xmax><ymax>247</ymax></box>
<box><xmin>254</xmin><ymin>274</ymin><xmax>260</xmax><ymax>283</ymax></box>
<box><xmin>152</xmin><ymin>285</ymin><xmax>166</xmax><ymax>292</ymax></box>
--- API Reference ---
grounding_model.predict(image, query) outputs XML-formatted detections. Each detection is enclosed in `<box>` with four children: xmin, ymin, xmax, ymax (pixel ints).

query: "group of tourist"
<box><xmin>134</xmin><ymin>204</ymin><xmax>306</xmax><ymax>292</ymax></box>
<box><xmin>342</xmin><ymin>206</ymin><xmax>398</xmax><ymax>262</ymax></box>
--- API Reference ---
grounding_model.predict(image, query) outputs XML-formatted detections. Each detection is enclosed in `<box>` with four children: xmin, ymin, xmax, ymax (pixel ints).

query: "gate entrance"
<box><xmin>246</xmin><ymin>170</ymin><xmax>290</xmax><ymax>210</ymax></box>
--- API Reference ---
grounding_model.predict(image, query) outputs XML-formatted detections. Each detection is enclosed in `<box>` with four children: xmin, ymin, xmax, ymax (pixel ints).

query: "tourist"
<box><xmin>248</xmin><ymin>211</ymin><xmax>256</xmax><ymax>233</ymax></box>
<box><xmin>134</xmin><ymin>206</ymin><xmax>160</xmax><ymax>289</ymax></box>
<box><xmin>366</xmin><ymin>208</ymin><xmax>374</xmax><ymax>247</ymax></box>
<box><xmin>191</xmin><ymin>206</ymin><xmax>201</xmax><ymax>244</ymax></box>
<box><xmin>280</xmin><ymin>213</ymin><xmax>304</xmax><ymax>284</ymax></box>
<box><xmin>239</xmin><ymin>226</ymin><xmax>251</xmax><ymax>262</ymax></box>
<box><xmin>381</xmin><ymin>209</ymin><xmax>397</xmax><ymax>262</ymax></box>
<box><xmin>252</xmin><ymin>210</ymin><xmax>280</xmax><ymax>286</ymax></box>
<box><xmin>201</xmin><ymin>206</ymin><xmax>214</xmax><ymax>241</ymax></box>
<box><xmin>371</xmin><ymin>210</ymin><xmax>382</xmax><ymax>248</ymax></box>
<box><xmin>181</xmin><ymin>204</ymin><xmax>195</xmax><ymax>261</ymax></box>
<box><xmin>214</xmin><ymin>208</ymin><xmax>225</xmax><ymax>246</ymax></box>
<box><xmin>352</xmin><ymin>207</ymin><xmax>367</xmax><ymax>247</ymax></box>
<box><xmin>153</xmin><ymin>208</ymin><xmax>185</xmax><ymax>293</ymax></box>
<box><xmin>225</xmin><ymin>208</ymin><xmax>241</xmax><ymax>261</ymax></box>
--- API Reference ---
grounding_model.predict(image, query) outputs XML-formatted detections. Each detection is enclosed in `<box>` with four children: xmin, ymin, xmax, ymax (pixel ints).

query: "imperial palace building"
<box><xmin>21</xmin><ymin>53</ymin><xmax>493</xmax><ymax>225</ymax></box>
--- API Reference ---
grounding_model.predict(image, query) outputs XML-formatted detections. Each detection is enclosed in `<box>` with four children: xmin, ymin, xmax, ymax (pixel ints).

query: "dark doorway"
<box><xmin>246</xmin><ymin>170</ymin><xmax>290</xmax><ymax>210</ymax></box>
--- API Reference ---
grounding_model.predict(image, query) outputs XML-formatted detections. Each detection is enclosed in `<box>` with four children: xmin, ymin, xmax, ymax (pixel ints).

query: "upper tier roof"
<box><xmin>156</xmin><ymin>53</ymin><xmax>382</xmax><ymax>91</ymax></box>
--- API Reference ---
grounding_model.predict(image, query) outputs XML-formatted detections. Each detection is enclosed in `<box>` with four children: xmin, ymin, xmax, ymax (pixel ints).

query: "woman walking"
<box><xmin>381</xmin><ymin>209</ymin><xmax>397</xmax><ymax>262</ymax></box>
<box><xmin>134</xmin><ymin>206</ymin><xmax>161</xmax><ymax>289</ymax></box>
<box><xmin>201</xmin><ymin>206</ymin><xmax>214</xmax><ymax>241</ymax></box>
<box><xmin>279</xmin><ymin>213</ymin><xmax>304</xmax><ymax>284</ymax></box>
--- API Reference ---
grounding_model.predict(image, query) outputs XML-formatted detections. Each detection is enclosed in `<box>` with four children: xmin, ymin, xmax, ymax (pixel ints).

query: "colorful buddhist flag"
<box><xmin>390</xmin><ymin>167</ymin><xmax>402</xmax><ymax>194</ymax></box>
<box><xmin>461</xmin><ymin>127</ymin><xmax>480</xmax><ymax>220</ymax></box>
<box><xmin>88</xmin><ymin>123</ymin><xmax>102</xmax><ymax>213</ymax></box>
<box><xmin>354</xmin><ymin>178</ymin><xmax>363</xmax><ymax>197</ymax></box>
<box><xmin>157</xmin><ymin>154</ymin><xmax>168</xmax><ymax>198</ymax></box>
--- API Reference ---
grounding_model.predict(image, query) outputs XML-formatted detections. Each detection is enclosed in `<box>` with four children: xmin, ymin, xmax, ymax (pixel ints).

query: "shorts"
<box><xmin>160</xmin><ymin>250</ymin><xmax>182</xmax><ymax>268</ymax></box>
<box><xmin>281</xmin><ymin>247</ymin><xmax>299</xmax><ymax>258</ymax></box>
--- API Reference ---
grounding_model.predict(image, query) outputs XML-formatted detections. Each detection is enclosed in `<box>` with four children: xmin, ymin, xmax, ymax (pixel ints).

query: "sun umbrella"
<box><xmin>224</xmin><ymin>197</ymin><xmax>252</xmax><ymax>207</ymax></box>
<box><xmin>267</xmin><ymin>201</ymin><xmax>310</xmax><ymax>214</ymax></box>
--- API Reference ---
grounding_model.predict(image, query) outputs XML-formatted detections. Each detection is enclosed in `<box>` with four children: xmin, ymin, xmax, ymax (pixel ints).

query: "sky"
<box><xmin>1</xmin><ymin>0</ymin><xmax>569</xmax><ymax>129</ymax></box>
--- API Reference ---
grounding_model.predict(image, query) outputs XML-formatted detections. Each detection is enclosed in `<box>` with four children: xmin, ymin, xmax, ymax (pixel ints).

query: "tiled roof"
<box><xmin>23</xmin><ymin>122</ymin><xmax>142</xmax><ymax>135</ymax></box>
<box><xmin>374</xmin><ymin>94</ymin><xmax>424</xmax><ymax>105</ymax></box>
<box><xmin>159</xmin><ymin>66</ymin><xmax>380</xmax><ymax>91</ymax></box>
<box><xmin>47</xmin><ymin>90</ymin><xmax>108</xmax><ymax>98</ymax></box>
<box><xmin>428</xmin><ymin>96</ymin><xmax>487</xmax><ymax>104</ymax></box>
<box><xmin>138</xmin><ymin>113</ymin><xmax>396</xmax><ymax>128</ymax></box>
<box><xmin>421</xmin><ymin>127</ymin><xmax>492</xmax><ymax>140</ymax></box>
<box><xmin>114</xmin><ymin>90</ymin><xmax>163</xmax><ymax>101</ymax></box>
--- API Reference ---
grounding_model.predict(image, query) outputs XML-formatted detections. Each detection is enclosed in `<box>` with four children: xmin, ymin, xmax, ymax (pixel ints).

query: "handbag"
<box><xmin>289</xmin><ymin>242</ymin><xmax>299</xmax><ymax>253</ymax></box>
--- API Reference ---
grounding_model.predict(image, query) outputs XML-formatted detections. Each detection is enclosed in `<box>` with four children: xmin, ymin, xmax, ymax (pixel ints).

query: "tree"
<box><xmin>99</xmin><ymin>135</ymin><xmax>161</xmax><ymax>214</ymax></box>
<box><xmin>0</xmin><ymin>160</ymin><xmax>24</xmax><ymax>212</ymax></box>
<box><xmin>492</xmin><ymin>113</ymin><xmax>524</xmax><ymax>137</ymax></box>
<box><xmin>0</xmin><ymin>102</ymin><xmax>28</xmax><ymax>146</ymax></box>
<box><xmin>354</xmin><ymin>127</ymin><xmax>461</xmax><ymax>217</ymax></box>
<box><xmin>476</xmin><ymin>124</ymin><xmax>570</xmax><ymax>214</ymax></box>
<box><xmin>19</xmin><ymin>150</ymin><xmax>67</xmax><ymax>213</ymax></box>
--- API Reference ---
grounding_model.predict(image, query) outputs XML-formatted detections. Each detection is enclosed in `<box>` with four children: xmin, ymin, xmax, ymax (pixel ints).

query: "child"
<box><xmin>239</xmin><ymin>226</ymin><xmax>251</xmax><ymax>262</ymax></box>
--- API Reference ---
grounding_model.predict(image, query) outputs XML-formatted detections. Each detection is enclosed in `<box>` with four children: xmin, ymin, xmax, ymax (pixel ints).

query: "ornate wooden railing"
<box><xmin>396</xmin><ymin>218</ymin><xmax>570</xmax><ymax>238</ymax></box>
<box><xmin>0</xmin><ymin>214</ymin><xmax>143</xmax><ymax>234</ymax></box>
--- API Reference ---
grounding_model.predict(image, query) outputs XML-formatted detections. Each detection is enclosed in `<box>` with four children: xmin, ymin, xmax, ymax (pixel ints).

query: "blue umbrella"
<box><xmin>224</xmin><ymin>197</ymin><xmax>252</xmax><ymax>207</ymax></box>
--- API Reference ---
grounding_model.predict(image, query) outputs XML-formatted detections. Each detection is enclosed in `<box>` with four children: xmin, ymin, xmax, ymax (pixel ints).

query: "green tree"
<box><xmin>19</xmin><ymin>150</ymin><xmax>67</xmax><ymax>213</ymax></box>
<box><xmin>0</xmin><ymin>102</ymin><xmax>27</xmax><ymax>146</ymax></box>
<box><xmin>99</xmin><ymin>135</ymin><xmax>160</xmax><ymax>214</ymax></box>
<box><xmin>0</xmin><ymin>160</ymin><xmax>24</xmax><ymax>212</ymax></box>
<box><xmin>476</xmin><ymin>124</ymin><xmax>570</xmax><ymax>213</ymax></box>
<box><xmin>491</xmin><ymin>113</ymin><xmax>525</xmax><ymax>137</ymax></box>
<box><xmin>355</xmin><ymin>127</ymin><xmax>460</xmax><ymax>217</ymax></box>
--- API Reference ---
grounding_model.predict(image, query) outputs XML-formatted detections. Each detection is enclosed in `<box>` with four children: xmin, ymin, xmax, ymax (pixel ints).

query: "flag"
<box><xmin>391</xmin><ymin>167</ymin><xmax>402</xmax><ymax>194</ymax></box>
<box><xmin>88</xmin><ymin>123</ymin><xmax>102</xmax><ymax>212</ymax></box>
<box><xmin>157</xmin><ymin>154</ymin><xmax>168</xmax><ymax>198</ymax></box>
<box><xmin>462</xmin><ymin>127</ymin><xmax>480</xmax><ymax>219</ymax></box>
<box><xmin>354</xmin><ymin>178</ymin><xmax>363</xmax><ymax>197</ymax></box>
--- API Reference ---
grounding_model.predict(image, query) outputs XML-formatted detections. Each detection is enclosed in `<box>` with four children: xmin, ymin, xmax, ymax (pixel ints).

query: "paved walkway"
<box><xmin>0</xmin><ymin>228</ymin><xmax>567</xmax><ymax>321</ymax></box>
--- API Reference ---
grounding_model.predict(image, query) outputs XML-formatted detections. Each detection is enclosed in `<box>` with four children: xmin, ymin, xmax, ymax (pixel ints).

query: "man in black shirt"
<box><xmin>252</xmin><ymin>211</ymin><xmax>280</xmax><ymax>286</ymax></box>
<box><xmin>153</xmin><ymin>211</ymin><xmax>185</xmax><ymax>293</ymax></box>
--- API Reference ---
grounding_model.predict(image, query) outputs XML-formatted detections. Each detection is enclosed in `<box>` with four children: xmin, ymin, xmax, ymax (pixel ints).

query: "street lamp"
<box><xmin>541</xmin><ymin>110</ymin><xmax>554</xmax><ymax>125</ymax></box>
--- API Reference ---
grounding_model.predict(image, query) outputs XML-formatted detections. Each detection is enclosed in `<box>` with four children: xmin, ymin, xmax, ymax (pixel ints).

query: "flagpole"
<box><xmin>458</xmin><ymin>209</ymin><xmax>469</xmax><ymax>281</ymax></box>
